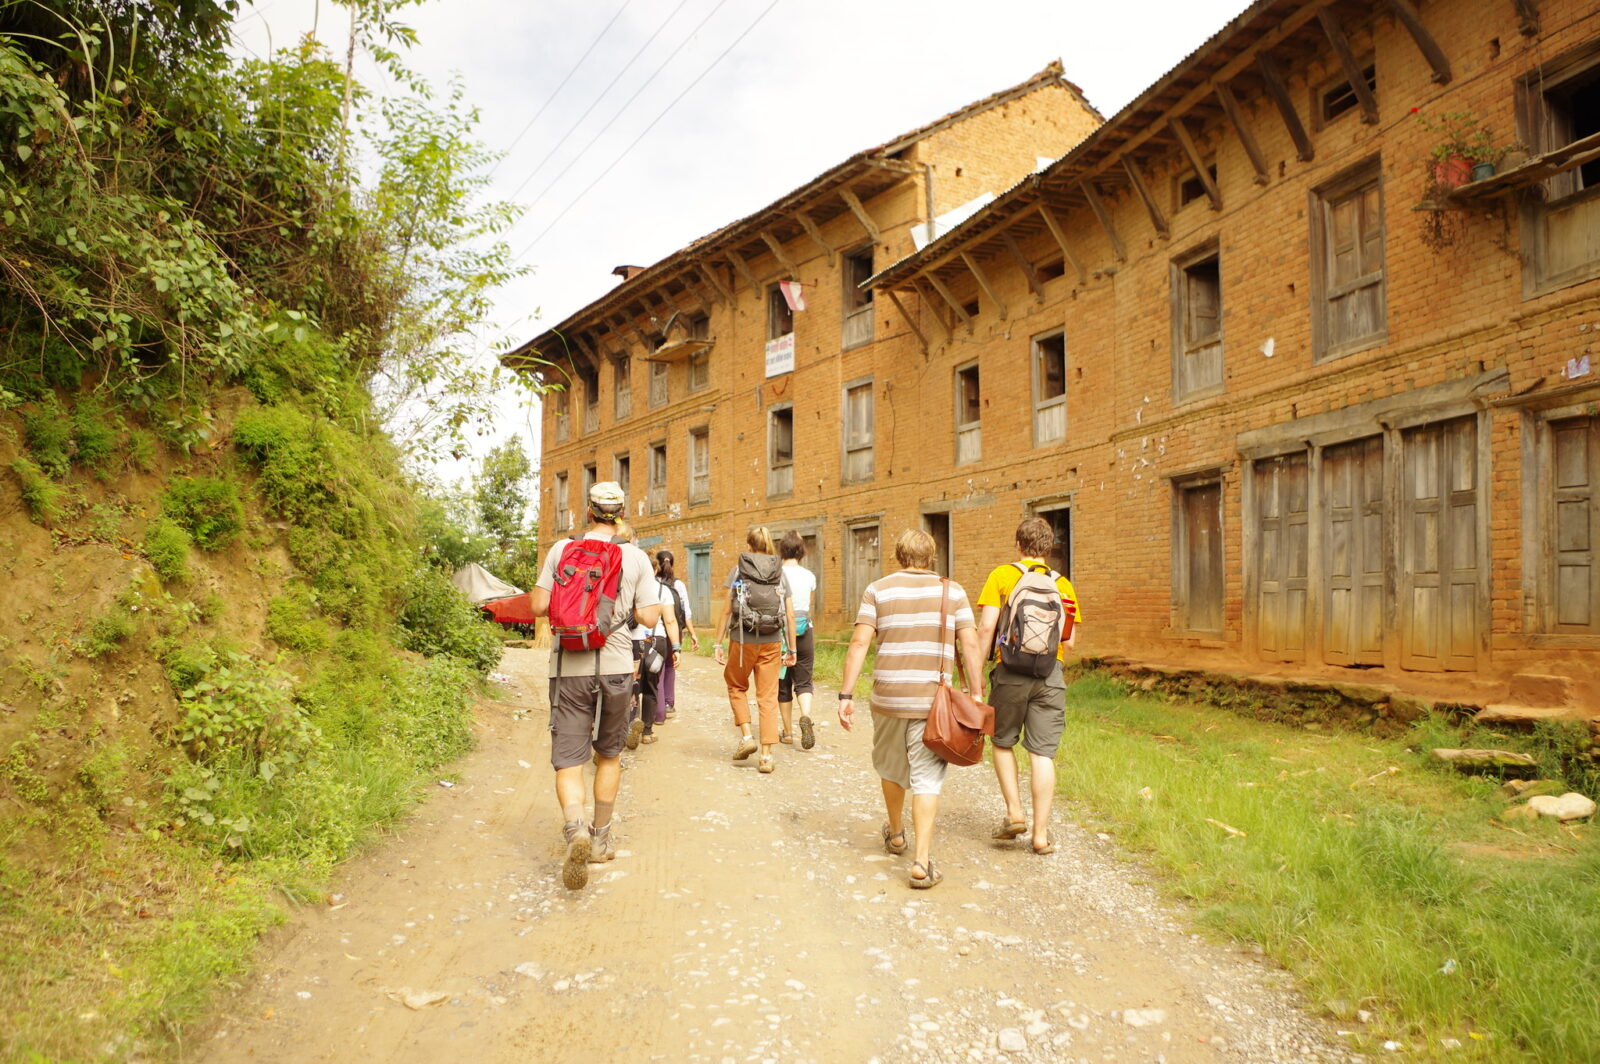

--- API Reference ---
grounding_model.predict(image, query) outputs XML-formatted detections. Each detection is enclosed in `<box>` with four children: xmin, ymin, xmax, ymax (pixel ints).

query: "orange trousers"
<box><xmin>724</xmin><ymin>640</ymin><xmax>781</xmax><ymax>745</ymax></box>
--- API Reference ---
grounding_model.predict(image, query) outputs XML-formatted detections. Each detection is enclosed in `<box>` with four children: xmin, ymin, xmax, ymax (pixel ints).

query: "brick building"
<box><xmin>508</xmin><ymin>0</ymin><xmax>1600</xmax><ymax>709</ymax></box>
<box><xmin>504</xmin><ymin>63</ymin><xmax>1103</xmax><ymax>624</ymax></box>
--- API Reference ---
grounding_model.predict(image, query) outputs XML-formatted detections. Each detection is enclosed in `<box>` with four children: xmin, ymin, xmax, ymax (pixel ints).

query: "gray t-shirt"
<box><xmin>538</xmin><ymin>533</ymin><xmax>660</xmax><ymax>676</ymax></box>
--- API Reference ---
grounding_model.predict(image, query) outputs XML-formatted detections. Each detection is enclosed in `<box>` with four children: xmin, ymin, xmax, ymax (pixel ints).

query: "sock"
<box><xmin>592</xmin><ymin>801</ymin><xmax>614</xmax><ymax>830</ymax></box>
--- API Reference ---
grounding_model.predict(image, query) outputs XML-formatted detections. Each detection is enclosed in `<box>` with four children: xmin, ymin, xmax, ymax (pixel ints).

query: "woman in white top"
<box><xmin>777</xmin><ymin>531</ymin><xmax>819</xmax><ymax>750</ymax></box>
<box><xmin>653</xmin><ymin>550</ymin><xmax>699</xmax><ymax>719</ymax></box>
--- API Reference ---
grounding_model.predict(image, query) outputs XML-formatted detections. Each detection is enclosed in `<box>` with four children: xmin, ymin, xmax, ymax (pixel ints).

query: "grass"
<box><xmin>1057</xmin><ymin>672</ymin><xmax>1600</xmax><ymax>1063</ymax></box>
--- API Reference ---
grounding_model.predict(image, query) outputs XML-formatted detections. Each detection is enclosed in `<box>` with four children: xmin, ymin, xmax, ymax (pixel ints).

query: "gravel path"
<box><xmin>192</xmin><ymin>648</ymin><xmax>1362</xmax><ymax>1064</ymax></box>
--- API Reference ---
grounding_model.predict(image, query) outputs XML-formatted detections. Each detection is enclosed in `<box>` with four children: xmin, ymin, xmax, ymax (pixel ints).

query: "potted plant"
<box><xmin>1415</xmin><ymin>110</ymin><xmax>1502</xmax><ymax>189</ymax></box>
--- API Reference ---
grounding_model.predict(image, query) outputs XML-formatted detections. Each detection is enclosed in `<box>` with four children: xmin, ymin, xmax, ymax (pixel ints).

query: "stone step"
<box><xmin>1506</xmin><ymin>672</ymin><xmax>1573</xmax><ymax>707</ymax></box>
<box><xmin>1474</xmin><ymin>703</ymin><xmax>1588</xmax><ymax>726</ymax></box>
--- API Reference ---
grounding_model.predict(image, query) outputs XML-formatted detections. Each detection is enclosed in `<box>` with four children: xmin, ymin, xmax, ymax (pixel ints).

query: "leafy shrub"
<box><xmin>161</xmin><ymin>475</ymin><xmax>245</xmax><ymax>551</ymax></box>
<box><xmin>8</xmin><ymin>457</ymin><xmax>67</xmax><ymax>524</ymax></box>
<box><xmin>127</xmin><ymin>427</ymin><xmax>158</xmax><ymax>472</ymax></box>
<box><xmin>81</xmin><ymin>609</ymin><xmax>137</xmax><ymax>658</ymax></box>
<box><xmin>21</xmin><ymin>396</ymin><xmax>74</xmax><ymax>476</ymax></box>
<box><xmin>71</xmin><ymin>399</ymin><xmax>118</xmax><ymax>469</ymax></box>
<box><xmin>144</xmin><ymin>518</ymin><xmax>193</xmax><ymax>582</ymax></box>
<box><xmin>178</xmin><ymin>653</ymin><xmax>316</xmax><ymax>760</ymax></box>
<box><xmin>164</xmin><ymin>640</ymin><xmax>218</xmax><ymax>691</ymax></box>
<box><xmin>266</xmin><ymin>587</ymin><xmax>332</xmax><ymax>653</ymax></box>
<box><xmin>396</xmin><ymin>567</ymin><xmax>502</xmax><ymax>673</ymax></box>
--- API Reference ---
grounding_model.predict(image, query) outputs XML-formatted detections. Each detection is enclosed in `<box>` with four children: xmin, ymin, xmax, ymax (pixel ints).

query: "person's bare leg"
<box><xmin>554</xmin><ymin>765</ymin><xmax>587</xmax><ymax>823</ymax></box>
<box><xmin>779</xmin><ymin>698</ymin><xmax>793</xmax><ymax>736</ymax></box>
<box><xmin>880</xmin><ymin>778</ymin><xmax>906</xmax><ymax>837</ymax></box>
<box><xmin>911</xmin><ymin>793</ymin><xmax>939</xmax><ymax>868</ymax></box>
<box><xmin>1029</xmin><ymin>751</ymin><xmax>1056</xmax><ymax>848</ymax></box>
<box><xmin>991</xmin><ymin>745</ymin><xmax>1026</xmax><ymax>826</ymax></box>
<box><xmin>593</xmin><ymin>755</ymin><xmax>622</xmax><ymax>810</ymax></box>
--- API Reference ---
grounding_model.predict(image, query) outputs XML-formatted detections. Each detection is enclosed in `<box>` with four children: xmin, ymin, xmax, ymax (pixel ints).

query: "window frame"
<box><xmin>767</xmin><ymin>401</ymin><xmax>794</xmax><ymax>498</ymax></box>
<box><xmin>1312</xmin><ymin>58</ymin><xmax>1377</xmax><ymax>130</ymax></box>
<box><xmin>1515</xmin><ymin>40</ymin><xmax>1600</xmax><ymax>296</ymax></box>
<box><xmin>613</xmin><ymin>451</ymin><xmax>630</xmax><ymax>499</ymax></box>
<box><xmin>1170</xmin><ymin>240</ymin><xmax>1224</xmax><ymax>404</ymax></box>
<box><xmin>648</xmin><ymin>440</ymin><xmax>668</xmax><ymax>515</ymax></box>
<box><xmin>686</xmin><ymin>312</ymin><xmax>711</xmax><ymax>392</ymax></box>
<box><xmin>1171</xmin><ymin>472</ymin><xmax>1227</xmax><ymax>636</ymax></box>
<box><xmin>841</xmin><ymin>246</ymin><xmax>876</xmax><ymax>349</ymax></box>
<box><xmin>1030</xmin><ymin>329</ymin><xmax>1068</xmax><ymax>446</ymax></box>
<box><xmin>767</xmin><ymin>283</ymin><xmax>794</xmax><ymax>341</ymax></box>
<box><xmin>553</xmin><ymin>471</ymin><xmax>571</xmax><ymax>533</ymax></box>
<box><xmin>1309</xmin><ymin>157</ymin><xmax>1386</xmax><ymax>363</ymax></box>
<box><xmin>612</xmin><ymin>354</ymin><xmax>631</xmax><ymax>420</ymax></box>
<box><xmin>954</xmin><ymin>359</ymin><xmax>981</xmax><ymax>466</ymax></box>
<box><xmin>840</xmin><ymin>376</ymin><xmax>875</xmax><ymax>485</ymax></box>
<box><xmin>687</xmin><ymin>426</ymin><xmax>710</xmax><ymax>506</ymax></box>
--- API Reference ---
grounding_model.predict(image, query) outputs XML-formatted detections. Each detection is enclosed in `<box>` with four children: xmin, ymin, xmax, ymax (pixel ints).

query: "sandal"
<box><xmin>909</xmin><ymin>859</ymin><xmax>943</xmax><ymax>890</ymax></box>
<box><xmin>882</xmin><ymin>823</ymin><xmax>908</xmax><ymax>855</ymax></box>
<box><xmin>640</xmin><ymin>733</ymin><xmax>659</xmax><ymax>744</ymax></box>
<box><xmin>757</xmin><ymin>754</ymin><xmax>775</xmax><ymax>774</ymax></box>
<box><xmin>778</xmin><ymin>731</ymin><xmax>794</xmax><ymax>745</ymax></box>
<box><xmin>1031</xmin><ymin>834</ymin><xmax>1055</xmax><ymax>855</ymax></box>
<box><xmin>991</xmin><ymin>818</ymin><xmax>1028</xmax><ymax>840</ymax></box>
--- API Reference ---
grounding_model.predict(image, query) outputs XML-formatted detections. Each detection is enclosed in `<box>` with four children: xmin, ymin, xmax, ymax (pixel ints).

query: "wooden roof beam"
<box><xmin>1035</xmin><ymin>204</ymin><xmax>1088</xmax><ymax>284</ymax></box>
<box><xmin>999</xmin><ymin>230</ymin><xmax>1043</xmax><ymax>301</ymax></box>
<box><xmin>885</xmin><ymin>288</ymin><xmax>931</xmax><ymax>357</ymax></box>
<box><xmin>1120</xmin><ymin>156</ymin><xmax>1170</xmax><ymax>238</ymax></box>
<box><xmin>1258</xmin><ymin>53</ymin><xmax>1314</xmax><ymax>162</ymax></box>
<box><xmin>696</xmin><ymin>264</ymin><xmax>732</xmax><ymax>305</ymax></box>
<box><xmin>961</xmin><ymin>252</ymin><xmax>1008</xmax><ymax>321</ymax></box>
<box><xmin>924</xmin><ymin>272</ymin><xmax>974</xmax><ymax>332</ymax></box>
<box><xmin>1080</xmin><ymin>181</ymin><xmax>1126</xmax><ymax>263</ymax></box>
<box><xmin>1317</xmin><ymin>9</ymin><xmax>1378</xmax><ymax>124</ymax></box>
<box><xmin>839</xmin><ymin>187</ymin><xmax>882</xmax><ymax>244</ymax></box>
<box><xmin>725</xmin><ymin>250</ymin><xmax>761</xmax><ymax>292</ymax></box>
<box><xmin>759</xmin><ymin>229</ymin><xmax>800</xmax><ymax>277</ymax></box>
<box><xmin>1213</xmin><ymin>80</ymin><xmax>1270</xmax><ymax>185</ymax></box>
<box><xmin>1170</xmin><ymin>117</ymin><xmax>1223</xmax><ymax>210</ymax></box>
<box><xmin>1514</xmin><ymin>0</ymin><xmax>1539</xmax><ymax>36</ymax></box>
<box><xmin>795</xmin><ymin>210</ymin><xmax>836</xmax><ymax>268</ymax></box>
<box><xmin>910</xmin><ymin>280</ymin><xmax>954</xmax><ymax>343</ymax></box>
<box><xmin>683</xmin><ymin>274</ymin><xmax>718</xmax><ymax>311</ymax></box>
<box><xmin>1385</xmin><ymin>0</ymin><xmax>1451</xmax><ymax>83</ymax></box>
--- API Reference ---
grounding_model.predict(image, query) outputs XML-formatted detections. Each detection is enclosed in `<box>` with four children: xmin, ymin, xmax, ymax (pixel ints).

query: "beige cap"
<box><xmin>588</xmin><ymin>481</ymin><xmax>626</xmax><ymax>511</ymax></box>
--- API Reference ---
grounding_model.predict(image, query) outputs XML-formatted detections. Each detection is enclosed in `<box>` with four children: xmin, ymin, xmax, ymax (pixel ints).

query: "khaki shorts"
<box><xmin>871</xmin><ymin>713</ymin><xmax>948</xmax><ymax>796</ymax></box>
<box><xmin>988</xmin><ymin>666</ymin><xmax>1066</xmax><ymax>758</ymax></box>
<box><xmin>548</xmin><ymin>673</ymin><xmax>633</xmax><ymax>770</ymax></box>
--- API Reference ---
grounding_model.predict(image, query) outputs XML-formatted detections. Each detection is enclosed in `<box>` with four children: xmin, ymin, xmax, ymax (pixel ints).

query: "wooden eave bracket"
<box><xmin>1035</xmin><ymin>204</ymin><xmax>1088</xmax><ymax>284</ymax></box>
<box><xmin>795</xmin><ymin>210</ymin><xmax>836</xmax><ymax>267</ymax></box>
<box><xmin>960</xmin><ymin>252</ymin><xmax>1008</xmax><ymax>321</ymax></box>
<box><xmin>999</xmin><ymin>230</ymin><xmax>1043</xmax><ymax>300</ymax></box>
<box><xmin>1385</xmin><ymin>0</ymin><xmax>1452</xmax><ymax>84</ymax></box>
<box><xmin>1258</xmin><ymin>53</ymin><xmax>1314</xmax><ymax>162</ymax></box>
<box><xmin>884</xmin><ymin>288</ymin><xmax>932</xmax><ymax>357</ymax></box>
<box><xmin>839</xmin><ymin>187</ymin><xmax>882</xmax><ymax>245</ymax></box>
<box><xmin>1317</xmin><ymin>9</ymin><xmax>1379</xmax><ymax>124</ymax></box>
<box><xmin>760</xmin><ymin>229</ymin><xmax>800</xmax><ymax>277</ymax></box>
<box><xmin>1513</xmin><ymin>0</ymin><xmax>1539</xmax><ymax>37</ymax></box>
<box><xmin>1170</xmin><ymin>117</ymin><xmax>1223</xmax><ymax>210</ymax></box>
<box><xmin>1120</xmin><ymin>156</ymin><xmax>1170</xmax><ymax>237</ymax></box>
<box><xmin>1213</xmin><ymin>80</ymin><xmax>1270</xmax><ymax>186</ymax></box>
<box><xmin>910</xmin><ymin>279</ymin><xmax>954</xmax><ymax>344</ymax></box>
<box><xmin>924</xmin><ymin>272</ymin><xmax>974</xmax><ymax>332</ymax></box>
<box><xmin>864</xmin><ymin>157</ymin><xmax>917</xmax><ymax>175</ymax></box>
<box><xmin>1080</xmin><ymin>181</ymin><xmax>1126</xmax><ymax>263</ymax></box>
<box><xmin>725</xmin><ymin>249</ymin><xmax>761</xmax><ymax>292</ymax></box>
<box><xmin>696</xmin><ymin>265</ymin><xmax>733</xmax><ymax>305</ymax></box>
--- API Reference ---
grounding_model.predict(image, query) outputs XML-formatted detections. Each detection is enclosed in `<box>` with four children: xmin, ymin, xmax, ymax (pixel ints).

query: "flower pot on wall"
<box><xmin>1471</xmin><ymin>161</ymin><xmax>1496</xmax><ymax>181</ymax></box>
<box><xmin>1431</xmin><ymin>155</ymin><xmax>1473</xmax><ymax>189</ymax></box>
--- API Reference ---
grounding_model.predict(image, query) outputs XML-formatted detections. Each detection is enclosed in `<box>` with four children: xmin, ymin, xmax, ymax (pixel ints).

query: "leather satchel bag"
<box><xmin>921</xmin><ymin>578</ymin><xmax>995</xmax><ymax>767</ymax></box>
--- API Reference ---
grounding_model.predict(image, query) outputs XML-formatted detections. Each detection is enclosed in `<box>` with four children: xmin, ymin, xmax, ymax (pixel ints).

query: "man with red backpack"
<box><xmin>530</xmin><ymin>482</ymin><xmax>662</xmax><ymax>890</ymax></box>
<box><xmin>974</xmin><ymin>517</ymin><xmax>1082</xmax><ymax>857</ymax></box>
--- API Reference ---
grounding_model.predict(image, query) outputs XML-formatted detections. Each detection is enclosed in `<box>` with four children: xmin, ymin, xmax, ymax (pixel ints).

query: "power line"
<box><xmin>488</xmin><ymin>0</ymin><xmax>638</xmax><ymax>178</ymax></box>
<box><xmin>513</xmin><ymin>0</ymin><xmax>781</xmax><ymax>263</ymax></box>
<box><xmin>504</xmin><ymin>0</ymin><xmax>695</xmax><ymax>202</ymax></box>
<box><xmin>520</xmin><ymin>0</ymin><xmax>734</xmax><ymax>216</ymax></box>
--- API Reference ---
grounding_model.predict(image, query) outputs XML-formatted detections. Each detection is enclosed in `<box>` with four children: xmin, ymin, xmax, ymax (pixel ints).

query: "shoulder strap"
<box><xmin>937</xmin><ymin>577</ymin><xmax>951</xmax><ymax>686</ymax></box>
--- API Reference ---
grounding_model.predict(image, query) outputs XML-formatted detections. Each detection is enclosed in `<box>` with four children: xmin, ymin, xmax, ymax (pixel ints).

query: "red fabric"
<box><xmin>481</xmin><ymin>592</ymin><xmax>536</xmax><ymax>625</ymax></box>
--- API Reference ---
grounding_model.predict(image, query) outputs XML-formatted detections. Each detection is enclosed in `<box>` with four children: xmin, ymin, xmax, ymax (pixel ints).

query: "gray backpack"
<box><xmin>997</xmin><ymin>562</ymin><xmax>1066</xmax><ymax>678</ymax></box>
<box><xmin>735</xmin><ymin>553</ymin><xmax>783</xmax><ymax>635</ymax></box>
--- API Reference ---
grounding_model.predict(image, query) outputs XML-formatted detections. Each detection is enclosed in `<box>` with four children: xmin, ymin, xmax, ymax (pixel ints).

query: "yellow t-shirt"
<box><xmin>976</xmin><ymin>557</ymin><xmax>1081</xmax><ymax>663</ymax></box>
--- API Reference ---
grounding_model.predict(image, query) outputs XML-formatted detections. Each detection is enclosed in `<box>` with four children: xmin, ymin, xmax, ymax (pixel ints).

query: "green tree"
<box><xmin>471</xmin><ymin>438</ymin><xmax>537</xmax><ymax>590</ymax></box>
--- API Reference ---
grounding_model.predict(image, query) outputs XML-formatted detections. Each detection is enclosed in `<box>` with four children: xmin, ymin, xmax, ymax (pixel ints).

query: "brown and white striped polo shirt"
<box><xmin>855</xmin><ymin>569</ymin><xmax>975</xmax><ymax>720</ymax></box>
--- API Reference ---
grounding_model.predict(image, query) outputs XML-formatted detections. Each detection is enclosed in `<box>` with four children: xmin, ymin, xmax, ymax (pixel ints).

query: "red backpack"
<box><xmin>548</xmin><ymin>537</ymin><xmax>626</xmax><ymax>651</ymax></box>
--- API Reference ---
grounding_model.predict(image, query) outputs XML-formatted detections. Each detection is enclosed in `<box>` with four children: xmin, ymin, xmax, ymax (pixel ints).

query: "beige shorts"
<box><xmin>871</xmin><ymin>713</ymin><xmax>948</xmax><ymax>796</ymax></box>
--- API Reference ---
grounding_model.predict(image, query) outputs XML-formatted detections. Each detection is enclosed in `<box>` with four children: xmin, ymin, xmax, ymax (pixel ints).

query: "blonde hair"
<box><xmin>894</xmin><ymin>528</ymin><xmax>936</xmax><ymax>570</ymax></box>
<box><xmin>746</xmin><ymin>526</ymin><xmax>775</xmax><ymax>554</ymax></box>
<box><xmin>613</xmin><ymin>519</ymin><xmax>634</xmax><ymax>544</ymax></box>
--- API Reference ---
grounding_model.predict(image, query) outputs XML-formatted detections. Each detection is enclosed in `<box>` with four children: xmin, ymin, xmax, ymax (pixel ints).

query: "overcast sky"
<box><xmin>235</xmin><ymin>0</ymin><xmax>1250</xmax><ymax>483</ymax></box>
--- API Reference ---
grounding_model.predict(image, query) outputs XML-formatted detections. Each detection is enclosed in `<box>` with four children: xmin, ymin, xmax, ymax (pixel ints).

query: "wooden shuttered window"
<box><xmin>768</xmin><ymin>404</ymin><xmax>794</xmax><ymax>497</ymax></box>
<box><xmin>1172</xmin><ymin>251</ymin><xmax>1223</xmax><ymax>402</ymax></box>
<box><xmin>648</xmin><ymin>443</ymin><xmax>667</xmax><ymax>515</ymax></box>
<box><xmin>1174</xmin><ymin>479</ymin><xmax>1224</xmax><ymax>634</ymax></box>
<box><xmin>1399</xmin><ymin>418</ymin><xmax>1479</xmax><ymax>671</ymax></box>
<box><xmin>688</xmin><ymin>428</ymin><xmax>710</xmax><ymax>504</ymax></box>
<box><xmin>1551</xmin><ymin>416</ymin><xmax>1600</xmax><ymax>631</ymax></box>
<box><xmin>842</xmin><ymin>380</ymin><xmax>874</xmax><ymax>484</ymax></box>
<box><xmin>1254</xmin><ymin>453</ymin><xmax>1309</xmax><ymax>661</ymax></box>
<box><xmin>1314</xmin><ymin>165</ymin><xmax>1385</xmax><ymax>360</ymax></box>
<box><xmin>955</xmin><ymin>362</ymin><xmax>981</xmax><ymax>465</ymax></box>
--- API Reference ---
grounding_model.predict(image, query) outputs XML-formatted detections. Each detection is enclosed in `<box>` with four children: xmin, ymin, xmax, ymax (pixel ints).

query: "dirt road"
<box><xmin>194</xmin><ymin>649</ymin><xmax>1354</xmax><ymax>1064</ymax></box>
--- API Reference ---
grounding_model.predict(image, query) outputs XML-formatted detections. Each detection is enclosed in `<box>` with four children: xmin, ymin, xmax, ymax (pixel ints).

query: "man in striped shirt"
<box><xmin>838</xmin><ymin>529</ymin><xmax>985</xmax><ymax>890</ymax></box>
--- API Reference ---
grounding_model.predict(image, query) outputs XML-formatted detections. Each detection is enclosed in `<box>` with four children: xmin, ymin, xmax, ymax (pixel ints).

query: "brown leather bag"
<box><xmin>921</xmin><ymin>578</ymin><xmax>995</xmax><ymax>766</ymax></box>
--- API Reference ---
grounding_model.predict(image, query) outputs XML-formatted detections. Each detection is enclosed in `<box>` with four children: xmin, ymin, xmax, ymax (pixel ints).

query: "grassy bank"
<box><xmin>1058</xmin><ymin>672</ymin><xmax>1600</xmax><ymax>1063</ymax></box>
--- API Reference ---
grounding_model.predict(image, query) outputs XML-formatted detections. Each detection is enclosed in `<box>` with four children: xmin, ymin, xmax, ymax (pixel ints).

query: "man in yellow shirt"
<box><xmin>974</xmin><ymin>517</ymin><xmax>1082</xmax><ymax>856</ymax></box>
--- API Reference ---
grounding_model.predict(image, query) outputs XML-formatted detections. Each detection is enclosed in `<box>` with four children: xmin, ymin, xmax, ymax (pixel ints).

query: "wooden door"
<box><xmin>1400</xmin><ymin>418</ymin><xmax>1479</xmax><ymax>671</ymax></box>
<box><xmin>1323</xmin><ymin>436</ymin><xmax>1386</xmax><ymax>665</ymax></box>
<box><xmin>1180</xmin><ymin>482</ymin><xmax>1224</xmax><ymax>633</ymax></box>
<box><xmin>687</xmin><ymin>547</ymin><xmax>711</xmax><ymax>627</ymax></box>
<box><xmin>846</xmin><ymin>525</ymin><xmax>880</xmax><ymax>617</ymax></box>
<box><xmin>1255</xmin><ymin>453</ymin><xmax>1309</xmax><ymax>661</ymax></box>
<box><xmin>1551</xmin><ymin>416</ymin><xmax>1599</xmax><ymax>631</ymax></box>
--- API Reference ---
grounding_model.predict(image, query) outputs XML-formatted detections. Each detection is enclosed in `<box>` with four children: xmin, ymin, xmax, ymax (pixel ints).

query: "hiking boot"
<box><xmin>732</xmin><ymin>736</ymin><xmax>758</xmax><ymax>761</ymax></box>
<box><xmin>589</xmin><ymin>823</ymin><xmax>616</xmax><ymax>863</ymax></box>
<box><xmin>561</xmin><ymin>820</ymin><xmax>591</xmax><ymax>890</ymax></box>
<box><xmin>626</xmin><ymin>718</ymin><xmax>644</xmax><ymax>750</ymax></box>
<box><xmin>799</xmin><ymin>715</ymin><xmax>815</xmax><ymax>750</ymax></box>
